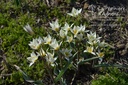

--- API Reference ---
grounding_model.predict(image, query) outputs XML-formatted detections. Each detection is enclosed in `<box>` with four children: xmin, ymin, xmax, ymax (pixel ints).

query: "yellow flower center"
<box><xmin>69</xmin><ymin>37</ymin><xmax>73</xmax><ymax>42</ymax></box>
<box><xmin>98</xmin><ymin>52</ymin><xmax>104</xmax><ymax>58</ymax></box>
<box><xmin>87</xmin><ymin>47</ymin><xmax>93</xmax><ymax>53</ymax></box>
<box><xmin>73</xmin><ymin>29</ymin><xmax>77</xmax><ymax>35</ymax></box>
<box><xmin>54</xmin><ymin>46</ymin><xmax>60</xmax><ymax>50</ymax></box>
<box><xmin>67</xmin><ymin>28</ymin><xmax>70</xmax><ymax>31</ymax></box>
<box><xmin>65</xmin><ymin>52</ymin><xmax>69</xmax><ymax>56</ymax></box>
<box><xmin>55</xmin><ymin>28</ymin><xmax>59</xmax><ymax>31</ymax></box>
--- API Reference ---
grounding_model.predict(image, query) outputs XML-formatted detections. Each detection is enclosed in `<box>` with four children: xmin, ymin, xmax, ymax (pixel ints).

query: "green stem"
<box><xmin>45</xmin><ymin>62</ymin><xmax>55</xmax><ymax>83</ymax></box>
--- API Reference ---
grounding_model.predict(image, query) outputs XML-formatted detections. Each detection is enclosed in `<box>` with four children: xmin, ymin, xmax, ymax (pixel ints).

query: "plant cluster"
<box><xmin>23</xmin><ymin>7</ymin><xmax>109</xmax><ymax>84</ymax></box>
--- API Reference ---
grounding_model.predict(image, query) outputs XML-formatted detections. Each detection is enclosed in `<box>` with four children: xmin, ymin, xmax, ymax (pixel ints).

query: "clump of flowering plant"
<box><xmin>23</xmin><ymin>7</ymin><xmax>109</xmax><ymax>84</ymax></box>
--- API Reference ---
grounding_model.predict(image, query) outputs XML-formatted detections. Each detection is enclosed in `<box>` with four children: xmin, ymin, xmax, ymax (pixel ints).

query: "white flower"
<box><xmin>49</xmin><ymin>19</ymin><xmax>60</xmax><ymax>32</ymax></box>
<box><xmin>61</xmin><ymin>48</ymin><xmax>72</xmax><ymax>60</ymax></box>
<box><xmin>43</xmin><ymin>34</ymin><xmax>52</xmax><ymax>45</ymax></box>
<box><xmin>70</xmin><ymin>26</ymin><xmax>81</xmax><ymax>37</ymax></box>
<box><xmin>87</xmin><ymin>32</ymin><xmax>101</xmax><ymax>45</ymax></box>
<box><xmin>49</xmin><ymin>39</ymin><xmax>62</xmax><ymax>50</ymax></box>
<box><xmin>87</xmin><ymin>32</ymin><xmax>96</xmax><ymax>40</ymax></box>
<box><xmin>67</xmin><ymin>7</ymin><xmax>82</xmax><ymax>17</ymax></box>
<box><xmin>29</xmin><ymin>37</ymin><xmax>43</xmax><ymax>50</ymax></box>
<box><xmin>79</xmin><ymin>24</ymin><xmax>88</xmax><ymax>33</ymax></box>
<box><xmin>59</xmin><ymin>29</ymin><xmax>67</xmax><ymax>39</ymax></box>
<box><xmin>98</xmin><ymin>41</ymin><xmax>107</xmax><ymax>47</ymax></box>
<box><xmin>96</xmin><ymin>52</ymin><xmax>104</xmax><ymax>64</ymax></box>
<box><xmin>61</xmin><ymin>22</ymin><xmax>73</xmax><ymax>34</ymax></box>
<box><xmin>39</xmin><ymin>48</ymin><xmax>46</xmax><ymax>57</ymax></box>
<box><xmin>23</xmin><ymin>24</ymin><xmax>34</xmax><ymax>35</ymax></box>
<box><xmin>80</xmin><ymin>24</ymin><xmax>85</xmax><ymax>32</ymax></box>
<box><xmin>66</xmin><ymin>35</ymin><xmax>73</xmax><ymax>43</ymax></box>
<box><xmin>27</xmin><ymin>52</ymin><xmax>39</xmax><ymax>67</ymax></box>
<box><xmin>96</xmin><ymin>52</ymin><xmax>104</xmax><ymax>58</ymax></box>
<box><xmin>84</xmin><ymin>46</ymin><xmax>95</xmax><ymax>55</ymax></box>
<box><xmin>46</xmin><ymin>52</ymin><xmax>57</xmax><ymax>67</ymax></box>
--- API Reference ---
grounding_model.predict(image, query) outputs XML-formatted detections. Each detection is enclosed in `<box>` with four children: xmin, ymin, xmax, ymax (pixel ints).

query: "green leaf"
<box><xmin>78</xmin><ymin>57</ymin><xmax>99</xmax><ymax>65</ymax></box>
<box><xmin>15</xmin><ymin>0</ymin><xmax>20</xmax><ymax>6</ymax></box>
<box><xmin>14</xmin><ymin>65</ymin><xmax>43</xmax><ymax>85</ymax></box>
<box><xmin>94</xmin><ymin>64</ymin><xmax>128</xmax><ymax>69</ymax></box>
<box><xmin>55</xmin><ymin>52</ymin><xmax>78</xmax><ymax>83</ymax></box>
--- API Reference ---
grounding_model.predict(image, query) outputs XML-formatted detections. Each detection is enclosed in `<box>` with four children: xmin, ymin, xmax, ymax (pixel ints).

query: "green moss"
<box><xmin>91</xmin><ymin>68</ymin><xmax>128</xmax><ymax>85</ymax></box>
<box><xmin>0</xmin><ymin>2</ymin><xmax>48</xmax><ymax>84</ymax></box>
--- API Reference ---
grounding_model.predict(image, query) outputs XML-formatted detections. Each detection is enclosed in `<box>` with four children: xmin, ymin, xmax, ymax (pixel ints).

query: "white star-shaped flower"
<box><xmin>49</xmin><ymin>39</ymin><xmax>62</xmax><ymax>50</ymax></box>
<box><xmin>70</xmin><ymin>26</ymin><xmax>81</xmax><ymax>37</ymax></box>
<box><xmin>29</xmin><ymin>37</ymin><xmax>43</xmax><ymax>50</ymax></box>
<box><xmin>61</xmin><ymin>22</ymin><xmax>73</xmax><ymax>34</ymax></box>
<box><xmin>87</xmin><ymin>32</ymin><xmax>101</xmax><ymax>45</ymax></box>
<box><xmin>23</xmin><ymin>24</ymin><xmax>34</xmax><ymax>35</ymax></box>
<box><xmin>49</xmin><ymin>19</ymin><xmax>60</xmax><ymax>32</ymax></box>
<box><xmin>67</xmin><ymin>7</ymin><xmax>82</xmax><ymax>17</ymax></box>
<box><xmin>45</xmin><ymin>52</ymin><xmax>57</xmax><ymax>67</ymax></box>
<box><xmin>60</xmin><ymin>48</ymin><xmax>72</xmax><ymax>60</ymax></box>
<box><xmin>27</xmin><ymin>52</ymin><xmax>39</xmax><ymax>67</ymax></box>
<box><xmin>84</xmin><ymin>46</ymin><xmax>95</xmax><ymax>55</ymax></box>
<box><xmin>43</xmin><ymin>34</ymin><xmax>52</xmax><ymax>45</ymax></box>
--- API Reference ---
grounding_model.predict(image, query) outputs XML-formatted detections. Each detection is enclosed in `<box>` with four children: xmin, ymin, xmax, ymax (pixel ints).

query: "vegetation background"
<box><xmin>0</xmin><ymin>0</ymin><xmax>128</xmax><ymax>85</ymax></box>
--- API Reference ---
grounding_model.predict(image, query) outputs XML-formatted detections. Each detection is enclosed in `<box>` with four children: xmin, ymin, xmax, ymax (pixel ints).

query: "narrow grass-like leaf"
<box><xmin>55</xmin><ymin>52</ymin><xmax>78</xmax><ymax>83</ymax></box>
<box><xmin>94</xmin><ymin>64</ymin><xmax>128</xmax><ymax>69</ymax></box>
<box><xmin>78</xmin><ymin>57</ymin><xmax>99</xmax><ymax>65</ymax></box>
<box><xmin>15</xmin><ymin>0</ymin><xmax>20</xmax><ymax>6</ymax></box>
<box><xmin>14</xmin><ymin>65</ymin><xmax>43</xmax><ymax>85</ymax></box>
